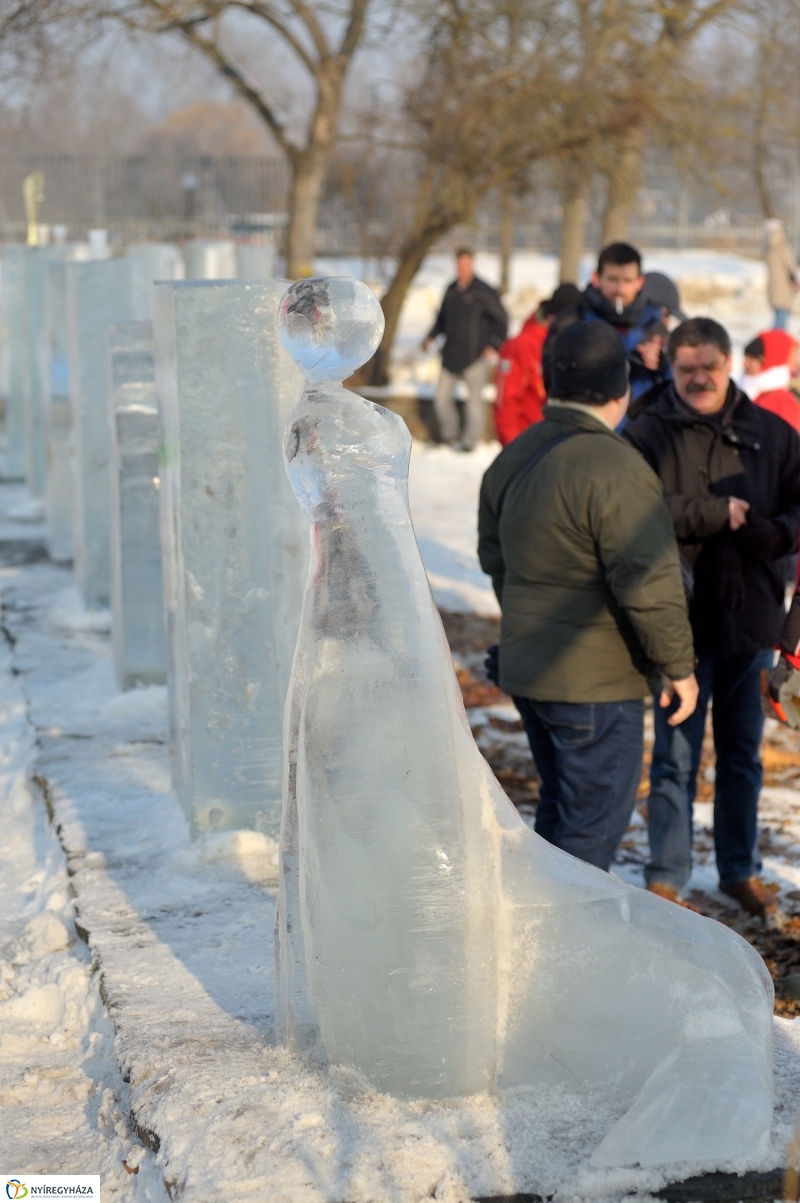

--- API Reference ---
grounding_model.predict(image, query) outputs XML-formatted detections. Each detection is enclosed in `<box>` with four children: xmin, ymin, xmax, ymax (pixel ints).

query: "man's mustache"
<box><xmin>686</xmin><ymin>380</ymin><xmax>716</xmax><ymax>393</ymax></box>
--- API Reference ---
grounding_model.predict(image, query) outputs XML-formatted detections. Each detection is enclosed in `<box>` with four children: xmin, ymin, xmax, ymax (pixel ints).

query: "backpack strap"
<box><xmin>496</xmin><ymin>427</ymin><xmax>582</xmax><ymax>519</ymax></box>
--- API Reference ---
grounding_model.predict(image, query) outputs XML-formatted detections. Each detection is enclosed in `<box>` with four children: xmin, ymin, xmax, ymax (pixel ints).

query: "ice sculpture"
<box><xmin>109</xmin><ymin>321</ymin><xmax>166</xmax><ymax>689</ymax></box>
<box><xmin>274</xmin><ymin>277</ymin><xmax>774</xmax><ymax>1169</ymax></box>
<box><xmin>236</xmin><ymin>243</ymin><xmax>274</xmax><ymax>280</ymax></box>
<box><xmin>184</xmin><ymin>240</ymin><xmax>237</xmax><ymax>280</ymax></box>
<box><xmin>23</xmin><ymin>246</ymin><xmax>62</xmax><ymax>498</ymax></box>
<box><xmin>1</xmin><ymin>245</ymin><xmax>28</xmax><ymax>479</ymax></box>
<box><xmin>67</xmin><ymin>258</ymin><xmax>147</xmax><ymax>608</ymax></box>
<box><xmin>44</xmin><ymin>259</ymin><xmax>74</xmax><ymax>561</ymax></box>
<box><xmin>154</xmin><ymin>280</ymin><xmax>307</xmax><ymax>837</ymax></box>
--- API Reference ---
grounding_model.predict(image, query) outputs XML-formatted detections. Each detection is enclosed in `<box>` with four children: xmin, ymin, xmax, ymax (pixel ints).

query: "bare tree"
<box><xmin>357</xmin><ymin>0</ymin><xmax>603</xmax><ymax>384</ymax></box>
<box><xmin>597</xmin><ymin>0</ymin><xmax>743</xmax><ymax>244</ymax></box>
<box><xmin>98</xmin><ymin>0</ymin><xmax>373</xmax><ymax>276</ymax></box>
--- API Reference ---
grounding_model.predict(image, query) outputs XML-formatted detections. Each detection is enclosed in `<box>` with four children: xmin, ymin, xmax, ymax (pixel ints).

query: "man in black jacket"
<box><xmin>625</xmin><ymin>317</ymin><xmax>800</xmax><ymax>920</ymax></box>
<box><xmin>424</xmin><ymin>248</ymin><xmax>508</xmax><ymax>451</ymax></box>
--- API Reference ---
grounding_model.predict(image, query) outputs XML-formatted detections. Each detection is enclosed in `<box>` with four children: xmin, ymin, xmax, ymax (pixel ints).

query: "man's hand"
<box><xmin>637</xmin><ymin>338</ymin><xmax>663</xmax><ymax>371</ymax></box>
<box><xmin>728</xmin><ymin>497</ymin><xmax>750</xmax><ymax>530</ymax></box>
<box><xmin>659</xmin><ymin>673</ymin><xmax>699</xmax><ymax>727</ymax></box>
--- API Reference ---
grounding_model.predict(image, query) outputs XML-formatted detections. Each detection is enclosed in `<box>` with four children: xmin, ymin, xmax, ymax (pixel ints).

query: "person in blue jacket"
<box><xmin>543</xmin><ymin>243</ymin><xmax>671</xmax><ymax>409</ymax></box>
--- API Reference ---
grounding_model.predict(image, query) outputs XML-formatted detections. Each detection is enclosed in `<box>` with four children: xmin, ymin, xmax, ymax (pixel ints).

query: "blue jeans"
<box><xmin>774</xmin><ymin>308</ymin><xmax>791</xmax><ymax>330</ymax></box>
<box><xmin>646</xmin><ymin>650</ymin><xmax>773</xmax><ymax>892</ymax></box>
<box><xmin>514</xmin><ymin>698</ymin><xmax>644</xmax><ymax>871</ymax></box>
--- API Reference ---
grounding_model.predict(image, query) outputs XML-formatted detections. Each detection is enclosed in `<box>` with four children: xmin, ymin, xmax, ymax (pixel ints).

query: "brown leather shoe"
<box><xmin>720</xmin><ymin>876</ymin><xmax>780</xmax><ymax>918</ymax></box>
<box><xmin>646</xmin><ymin>882</ymin><xmax>700</xmax><ymax>911</ymax></box>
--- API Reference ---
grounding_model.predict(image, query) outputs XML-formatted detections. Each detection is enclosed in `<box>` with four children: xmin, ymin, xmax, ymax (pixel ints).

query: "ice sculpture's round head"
<box><xmin>277</xmin><ymin>277</ymin><xmax>385</xmax><ymax>382</ymax></box>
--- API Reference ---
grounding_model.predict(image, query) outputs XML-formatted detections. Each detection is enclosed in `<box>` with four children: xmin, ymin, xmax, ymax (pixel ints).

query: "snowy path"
<box><xmin>3</xmin><ymin>487</ymin><xmax>800</xmax><ymax>1200</ymax></box>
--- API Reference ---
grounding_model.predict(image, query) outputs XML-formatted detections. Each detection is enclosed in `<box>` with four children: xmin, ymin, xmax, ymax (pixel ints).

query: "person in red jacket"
<box><xmin>493</xmin><ymin>283</ymin><xmax>581</xmax><ymax>445</ymax></box>
<box><xmin>740</xmin><ymin>329</ymin><xmax>800</xmax><ymax>431</ymax></box>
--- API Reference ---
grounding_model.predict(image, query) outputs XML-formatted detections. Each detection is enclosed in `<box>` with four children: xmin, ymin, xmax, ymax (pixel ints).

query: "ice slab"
<box><xmin>1</xmin><ymin>246</ymin><xmax>28</xmax><ymax>478</ymax></box>
<box><xmin>109</xmin><ymin>321</ymin><xmax>166</xmax><ymax>690</ymax></box>
<box><xmin>44</xmin><ymin>260</ymin><xmax>73</xmax><ymax>561</ymax></box>
<box><xmin>237</xmin><ymin>243</ymin><xmax>274</xmax><ymax>279</ymax></box>
<box><xmin>154</xmin><ymin>280</ymin><xmax>306</xmax><ymax>837</ymax></box>
<box><xmin>184</xmin><ymin>240</ymin><xmax>237</xmax><ymax>280</ymax></box>
<box><xmin>274</xmin><ymin>276</ymin><xmax>774</xmax><ymax>1170</ymax></box>
<box><xmin>67</xmin><ymin>258</ymin><xmax>148</xmax><ymax>608</ymax></box>
<box><xmin>23</xmin><ymin>247</ymin><xmax>65</xmax><ymax>499</ymax></box>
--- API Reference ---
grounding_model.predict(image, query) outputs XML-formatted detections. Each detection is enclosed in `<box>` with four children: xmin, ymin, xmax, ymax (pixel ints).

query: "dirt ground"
<box><xmin>440</xmin><ymin>609</ymin><xmax>800</xmax><ymax>1018</ymax></box>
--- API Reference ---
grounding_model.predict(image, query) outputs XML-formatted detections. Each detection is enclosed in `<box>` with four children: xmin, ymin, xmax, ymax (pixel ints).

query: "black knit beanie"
<box><xmin>551</xmin><ymin>320</ymin><xmax>629</xmax><ymax>401</ymax></box>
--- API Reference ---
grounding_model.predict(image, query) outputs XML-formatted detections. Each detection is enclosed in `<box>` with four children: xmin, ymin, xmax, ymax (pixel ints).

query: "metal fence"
<box><xmin>1</xmin><ymin>151</ymin><xmax>798</xmax><ymax>255</ymax></box>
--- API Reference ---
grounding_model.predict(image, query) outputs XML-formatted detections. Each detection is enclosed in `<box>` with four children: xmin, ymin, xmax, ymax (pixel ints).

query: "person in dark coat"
<box><xmin>625</xmin><ymin>316</ymin><xmax>800</xmax><ymax>920</ymax></box>
<box><xmin>424</xmin><ymin>248</ymin><xmax>508</xmax><ymax>451</ymax></box>
<box><xmin>543</xmin><ymin>243</ymin><xmax>671</xmax><ymax>406</ymax></box>
<box><xmin>479</xmin><ymin>321</ymin><xmax>697</xmax><ymax>872</ymax></box>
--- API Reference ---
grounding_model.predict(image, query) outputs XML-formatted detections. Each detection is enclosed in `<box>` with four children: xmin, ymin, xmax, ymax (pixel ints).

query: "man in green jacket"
<box><xmin>478</xmin><ymin>321</ymin><xmax>697</xmax><ymax>872</ymax></box>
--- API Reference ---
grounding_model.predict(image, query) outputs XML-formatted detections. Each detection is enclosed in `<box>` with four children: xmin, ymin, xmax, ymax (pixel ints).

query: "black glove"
<box><xmin>735</xmin><ymin>515</ymin><xmax>786</xmax><ymax>561</ymax></box>
<box><xmin>713</xmin><ymin>534</ymin><xmax>746</xmax><ymax>611</ymax></box>
<box><xmin>485</xmin><ymin>644</ymin><xmax>499</xmax><ymax>685</ymax></box>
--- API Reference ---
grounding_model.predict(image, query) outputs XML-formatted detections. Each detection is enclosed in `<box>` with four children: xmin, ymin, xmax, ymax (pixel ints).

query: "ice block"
<box><xmin>236</xmin><ymin>243</ymin><xmax>274</xmax><ymax>279</ymax></box>
<box><xmin>67</xmin><ymin>258</ymin><xmax>147</xmax><ymax>608</ymax></box>
<box><xmin>154</xmin><ymin>281</ymin><xmax>306</xmax><ymax>836</ymax></box>
<box><xmin>274</xmin><ymin>277</ymin><xmax>774</xmax><ymax>1171</ymax></box>
<box><xmin>1</xmin><ymin>246</ymin><xmax>28</xmax><ymax>479</ymax></box>
<box><xmin>109</xmin><ymin>321</ymin><xmax>166</xmax><ymax>689</ymax></box>
<box><xmin>22</xmin><ymin>246</ymin><xmax>64</xmax><ymax>498</ymax></box>
<box><xmin>184</xmin><ymin>240</ymin><xmax>237</xmax><ymax>280</ymax></box>
<box><xmin>44</xmin><ymin>259</ymin><xmax>73</xmax><ymax>560</ymax></box>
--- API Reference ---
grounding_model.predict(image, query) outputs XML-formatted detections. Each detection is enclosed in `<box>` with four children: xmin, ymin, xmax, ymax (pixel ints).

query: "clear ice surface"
<box><xmin>154</xmin><ymin>280</ymin><xmax>307</xmax><ymax>837</ymax></box>
<box><xmin>109</xmin><ymin>321</ymin><xmax>166</xmax><ymax>689</ymax></box>
<box><xmin>274</xmin><ymin>276</ymin><xmax>774</xmax><ymax>1169</ymax></box>
<box><xmin>1</xmin><ymin>246</ymin><xmax>28</xmax><ymax>479</ymax></box>
<box><xmin>184</xmin><ymin>240</ymin><xmax>238</xmax><ymax>281</ymax></box>
<box><xmin>67</xmin><ymin>258</ymin><xmax>148</xmax><ymax>608</ymax></box>
<box><xmin>44</xmin><ymin>259</ymin><xmax>73</xmax><ymax>561</ymax></box>
<box><xmin>23</xmin><ymin>247</ymin><xmax>64</xmax><ymax>499</ymax></box>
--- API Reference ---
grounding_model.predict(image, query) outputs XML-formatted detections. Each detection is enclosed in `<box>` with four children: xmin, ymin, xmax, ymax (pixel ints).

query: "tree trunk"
<box><xmin>285</xmin><ymin>153</ymin><xmax>328</xmax><ymax>278</ymax></box>
<box><xmin>356</xmin><ymin>227</ymin><xmax>449</xmax><ymax>386</ymax></box>
<box><xmin>601</xmin><ymin>125</ymin><xmax>646</xmax><ymax>246</ymax></box>
<box><xmin>499</xmin><ymin>194</ymin><xmax>514</xmax><ymax>295</ymax></box>
<box><xmin>559</xmin><ymin>160</ymin><xmax>590</xmax><ymax>283</ymax></box>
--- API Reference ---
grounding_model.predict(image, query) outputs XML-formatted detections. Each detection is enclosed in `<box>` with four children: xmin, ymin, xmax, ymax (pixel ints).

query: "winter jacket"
<box><xmin>478</xmin><ymin>404</ymin><xmax>695</xmax><ymax>702</ymax></box>
<box><xmin>493</xmin><ymin>316</ymin><xmax>548</xmax><ymax>444</ymax></box>
<box><xmin>766</xmin><ymin>235</ymin><xmax>799</xmax><ymax>311</ymax></box>
<box><xmin>542</xmin><ymin>284</ymin><xmax>670</xmax><ymax>402</ymax></box>
<box><xmin>428</xmin><ymin>277</ymin><xmax>508</xmax><ymax>375</ymax></box>
<box><xmin>624</xmin><ymin>381</ymin><xmax>800</xmax><ymax>658</ymax></box>
<box><xmin>754</xmin><ymin>388</ymin><xmax>800</xmax><ymax>432</ymax></box>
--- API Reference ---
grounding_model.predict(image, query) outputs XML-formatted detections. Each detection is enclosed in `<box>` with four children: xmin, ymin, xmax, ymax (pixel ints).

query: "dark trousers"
<box><xmin>646</xmin><ymin>650</ymin><xmax>773</xmax><ymax>892</ymax></box>
<box><xmin>514</xmin><ymin>697</ymin><xmax>644</xmax><ymax>871</ymax></box>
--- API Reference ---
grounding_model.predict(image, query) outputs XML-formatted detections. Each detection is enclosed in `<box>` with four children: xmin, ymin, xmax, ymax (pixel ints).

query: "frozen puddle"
<box><xmin>3</xmin><ymin>557</ymin><xmax>800</xmax><ymax>1201</ymax></box>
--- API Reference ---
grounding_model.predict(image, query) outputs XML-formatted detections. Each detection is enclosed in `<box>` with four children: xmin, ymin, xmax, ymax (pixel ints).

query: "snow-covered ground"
<box><xmin>3</xmin><ymin>463</ymin><xmax>800</xmax><ymax>1201</ymax></box>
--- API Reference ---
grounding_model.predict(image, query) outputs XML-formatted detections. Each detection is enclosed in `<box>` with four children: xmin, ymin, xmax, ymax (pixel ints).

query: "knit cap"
<box><xmin>551</xmin><ymin>320</ymin><xmax>629</xmax><ymax>400</ymax></box>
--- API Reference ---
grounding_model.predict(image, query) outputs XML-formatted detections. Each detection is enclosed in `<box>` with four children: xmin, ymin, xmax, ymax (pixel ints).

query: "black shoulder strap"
<box><xmin>496</xmin><ymin>427</ymin><xmax>582</xmax><ymax>519</ymax></box>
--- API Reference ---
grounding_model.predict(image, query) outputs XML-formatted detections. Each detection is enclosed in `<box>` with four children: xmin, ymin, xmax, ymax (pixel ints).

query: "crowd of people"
<box><xmin>424</xmin><ymin>236</ymin><xmax>800</xmax><ymax>922</ymax></box>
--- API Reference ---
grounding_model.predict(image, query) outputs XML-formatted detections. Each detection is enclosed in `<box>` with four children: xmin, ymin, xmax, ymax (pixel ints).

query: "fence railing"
<box><xmin>0</xmin><ymin>152</ymin><xmax>796</xmax><ymax>256</ymax></box>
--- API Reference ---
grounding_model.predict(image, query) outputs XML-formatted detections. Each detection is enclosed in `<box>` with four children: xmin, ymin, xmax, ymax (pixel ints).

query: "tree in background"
<box><xmin>98</xmin><ymin>0</ymin><xmax>373</xmax><ymax>277</ymax></box>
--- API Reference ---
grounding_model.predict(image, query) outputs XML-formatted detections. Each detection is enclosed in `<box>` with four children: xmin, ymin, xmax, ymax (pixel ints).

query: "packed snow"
<box><xmin>1</xmin><ymin>470</ymin><xmax>800</xmax><ymax>1201</ymax></box>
